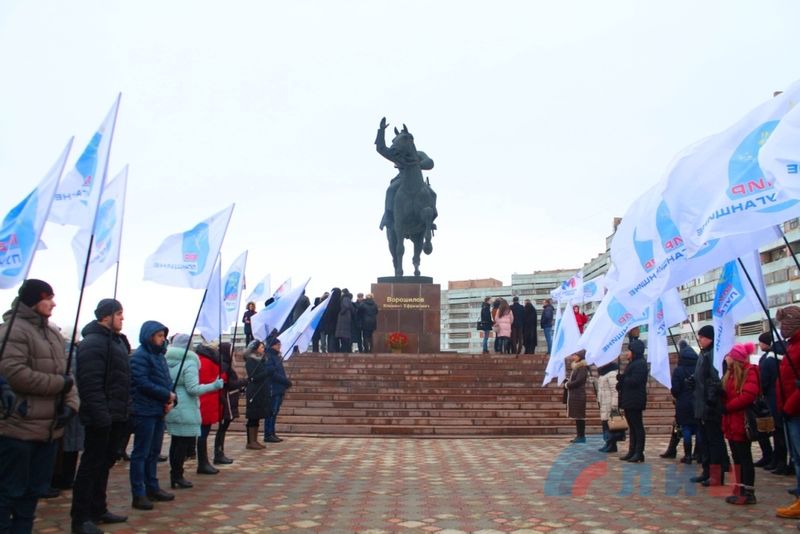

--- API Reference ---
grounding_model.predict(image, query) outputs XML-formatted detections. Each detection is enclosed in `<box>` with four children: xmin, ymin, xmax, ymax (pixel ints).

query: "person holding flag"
<box><xmin>244</xmin><ymin>340</ymin><xmax>269</xmax><ymax>450</ymax></box>
<box><xmin>617</xmin><ymin>339</ymin><xmax>648</xmax><ymax>463</ymax></box>
<box><xmin>0</xmin><ymin>280</ymin><xmax>79</xmax><ymax>533</ymax></box>
<box><xmin>264</xmin><ymin>338</ymin><xmax>292</xmax><ymax>443</ymax></box>
<box><xmin>564</xmin><ymin>351</ymin><xmax>588</xmax><ymax>444</ymax></box>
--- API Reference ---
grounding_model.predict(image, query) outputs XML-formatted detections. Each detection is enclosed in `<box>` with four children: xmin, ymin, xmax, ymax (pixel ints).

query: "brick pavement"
<box><xmin>34</xmin><ymin>434</ymin><xmax>798</xmax><ymax>533</ymax></box>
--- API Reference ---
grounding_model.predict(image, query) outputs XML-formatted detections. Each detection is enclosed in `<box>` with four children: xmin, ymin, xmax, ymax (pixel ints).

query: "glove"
<box><xmin>1</xmin><ymin>381</ymin><xmax>15</xmax><ymax>419</ymax></box>
<box><xmin>213</xmin><ymin>378</ymin><xmax>224</xmax><ymax>390</ymax></box>
<box><xmin>61</xmin><ymin>375</ymin><xmax>74</xmax><ymax>394</ymax></box>
<box><xmin>54</xmin><ymin>406</ymin><xmax>75</xmax><ymax>429</ymax></box>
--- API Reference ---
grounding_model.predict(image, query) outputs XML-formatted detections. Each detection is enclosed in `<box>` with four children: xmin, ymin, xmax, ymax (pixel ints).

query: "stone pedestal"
<box><xmin>371</xmin><ymin>279</ymin><xmax>440</xmax><ymax>354</ymax></box>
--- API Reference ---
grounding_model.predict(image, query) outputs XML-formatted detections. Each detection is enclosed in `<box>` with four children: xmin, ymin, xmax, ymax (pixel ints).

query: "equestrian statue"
<box><xmin>375</xmin><ymin>117</ymin><xmax>438</xmax><ymax>277</ymax></box>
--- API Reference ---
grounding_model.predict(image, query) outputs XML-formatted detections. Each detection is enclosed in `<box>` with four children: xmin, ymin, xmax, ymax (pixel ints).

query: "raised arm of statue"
<box><xmin>375</xmin><ymin>117</ymin><xmax>395</xmax><ymax>162</ymax></box>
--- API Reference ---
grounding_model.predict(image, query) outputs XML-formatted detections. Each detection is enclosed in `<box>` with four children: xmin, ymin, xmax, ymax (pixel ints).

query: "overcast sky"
<box><xmin>1</xmin><ymin>0</ymin><xmax>798</xmax><ymax>340</ymax></box>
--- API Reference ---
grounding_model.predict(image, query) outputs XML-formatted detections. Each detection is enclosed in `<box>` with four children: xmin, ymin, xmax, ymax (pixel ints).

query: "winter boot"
<box><xmin>680</xmin><ymin>439</ymin><xmax>693</xmax><ymax>464</ymax></box>
<box><xmin>196</xmin><ymin>437</ymin><xmax>219</xmax><ymax>475</ymax></box>
<box><xmin>246</xmin><ymin>427</ymin><xmax>265</xmax><ymax>450</ymax></box>
<box><xmin>598</xmin><ymin>421</ymin><xmax>610</xmax><ymax>452</ymax></box>
<box><xmin>726</xmin><ymin>485</ymin><xmax>756</xmax><ymax>505</ymax></box>
<box><xmin>213</xmin><ymin>426</ymin><xmax>233</xmax><ymax>464</ymax></box>
<box><xmin>660</xmin><ymin>428</ymin><xmax>680</xmax><ymax>459</ymax></box>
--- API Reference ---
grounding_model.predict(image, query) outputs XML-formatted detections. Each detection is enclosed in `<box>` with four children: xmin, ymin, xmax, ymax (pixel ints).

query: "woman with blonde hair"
<box><xmin>721</xmin><ymin>342</ymin><xmax>760</xmax><ymax>505</ymax></box>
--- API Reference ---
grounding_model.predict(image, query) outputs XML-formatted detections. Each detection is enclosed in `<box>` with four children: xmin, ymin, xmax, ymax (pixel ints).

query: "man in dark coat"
<box><xmin>522</xmin><ymin>299</ymin><xmax>538</xmax><ymax>354</ymax></box>
<box><xmin>479</xmin><ymin>297</ymin><xmax>493</xmax><ymax>354</ymax></box>
<box><xmin>71</xmin><ymin>299</ymin><xmax>131</xmax><ymax>533</ymax></box>
<box><xmin>321</xmin><ymin>288</ymin><xmax>342</xmax><ymax>352</ymax></box>
<box><xmin>540</xmin><ymin>299</ymin><xmax>555</xmax><ymax>355</ymax></box>
<box><xmin>359</xmin><ymin>294</ymin><xmax>379</xmax><ymax>353</ymax></box>
<box><xmin>510</xmin><ymin>297</ymin><xmax>525</xmax><ymax>354</ymax></box>
<box><xmin>690</xmin><ymin>325</ymin><xmax>730</xmax><ymax>486</ymax></box>
<box><xmin>264</xmin><ymin>339</ymin><xmax>292</xmax><ymax>442</ymax></box>
<box><xmin>758</xmin><ymin>331</ymin><xmax>786</xmax><ymax>472</ymax></box>
<box><xmin>618</xmin><ymin>339</ymin><xmax>648</xmax><ymax>462</ymax></box>
<box><xmin>670</xmin><ymin>340</ymin><xmax>698</xmax><ymax>463</ymax></box>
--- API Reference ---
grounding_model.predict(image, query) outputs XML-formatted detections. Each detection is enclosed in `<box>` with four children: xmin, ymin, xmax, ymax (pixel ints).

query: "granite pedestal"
<box><xmin>371</xmin><ymin>278</ymin><xmax>440</xmax><ymax>353</ymax></box>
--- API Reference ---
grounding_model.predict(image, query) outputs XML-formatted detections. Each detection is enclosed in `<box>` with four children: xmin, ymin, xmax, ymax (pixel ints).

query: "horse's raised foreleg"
<box><xmin>421</xmin><ymin>206</ymin><xmax>434</xmax><ymax>255</ymax></box>
<box><xmin>394</xmin><ymin>228</ymin><xmax>405</xmax><ymax>277</ymax></box>
<box><xmin>412</xmin><ymin>235</ymin><xmax>422</xmax><ymax>277</ymax></box>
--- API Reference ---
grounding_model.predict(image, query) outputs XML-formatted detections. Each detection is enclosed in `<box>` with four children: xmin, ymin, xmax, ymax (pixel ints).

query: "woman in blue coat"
<box><xmin>129</xmin><ymin>321</ymin><xmax>175</xmax><ymax>510</ymax></box>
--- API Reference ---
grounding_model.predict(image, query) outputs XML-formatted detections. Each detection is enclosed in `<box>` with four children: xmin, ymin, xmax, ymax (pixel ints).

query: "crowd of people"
<box><xmin>479</xmin><ymin>296</ymin><xmax>547</xmax><ymax>354</ymax></box>
<box><xmin>561</xmin><ymin>304</ymin><xmax>800</xmax><ymax>517</ymax></box>
<box><xmin>0</xmin><ymin>279</ymin><xmax>296</xmax><ymax>534</ymax></box>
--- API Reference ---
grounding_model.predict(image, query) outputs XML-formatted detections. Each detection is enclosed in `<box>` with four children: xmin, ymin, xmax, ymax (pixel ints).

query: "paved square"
<box><xmin>35</xmin><ymin>435</ymin><xmax>797</xmax><ymax>533</ymax></box>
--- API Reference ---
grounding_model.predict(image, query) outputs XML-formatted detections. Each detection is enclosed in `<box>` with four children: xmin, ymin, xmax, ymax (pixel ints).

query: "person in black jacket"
<box><xmin>479</xmin><ymin>298</ymin><xmax>493</xmax><ymax>354</ymax></box>
<box><xmin>264</xmin><ymin>338</ymin><xmax>292</xmax><ymax>443</ymax></box>
<box><xmin>540</xmin><ymin>299</ymin><xmax>555</xmax><ymax>355</ymax></box>
<box><xmin>213</xmin><ymin>342</ymin><xmax>247</xmax><ymax>465</ymax></box>
<box><xmin>618</xmin><ymin>339</ymin><xmax>648</xmax><ymax>463</ymax></box>
<box><xmin>242</xmin><ymin>302</ymin><xmax>257</xmax><ymax>346</ymax></box>
<box><xmin>758</xmin><ymin>331</ymin><xmax>786</xmax><ymax>472</ymax></box>
<box><xmin>670</xmin><ymin>340</ymin><xmax>698</xmax><ymax>464</ymax></box>
<box><xmin>321</xmin><ymin>288</ymin><xmax>342</xmax><ymax>352</ymax></box>
<box><xmin>510</xmin><ymin>297</ymin><xmax>525</xmax><ymax>354</ymax></box>
<box><xmin>360</xmin><ymin>294</ymin><xmax>379</xmax><ymax>353</ymax></box>
<box><xmin>522</xmin><ymin>299</ymin><xmax>538</xmax><ymax>354</ymax></box>
<box><xmin>71</xmin><ymin>299</ymin><xmax>130</xmax><ymax>534</ymax></box>
<box><xmin>244</xmin><ymin>341</ymin><xmax>269</xmax><ymax>450</ymax></box>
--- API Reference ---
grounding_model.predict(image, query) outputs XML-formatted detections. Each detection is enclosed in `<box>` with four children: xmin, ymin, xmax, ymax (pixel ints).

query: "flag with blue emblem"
<box><xmin>197</xmin><ymin>257</ymin><xmax>224</xmax><ymax>341</ymax></box>
<box><xmin>143</xmin><ymin>204</ymin><xmax>234</xmax><ymax>289</ymax></box>
<box><xmin>759</xmin><ymin>91</ymin><xmax>800</xmax><ymax>200</ymax></box>
<box><xmin>251</xmin><ymin>278</ymin><xmax>309</xmax><ymax>341</ymax></box>
<box><xmin>49</xmin><ymin>95</ymin><xmax>120</xmax><ymax>229</ymax></box>
<box><xmin>245</xmin><ymin>274</ymin><xmax>271</xmax><ymax>307</ymax></box>
<box><xmin>70</xmin><ymin>166</ymin><xmax>127</xmax><ymax>288</ymax></box>
<box><xmin>221</xmin><ymin>250</ymin><xmax>248</xmax><ymax>330</ymax></box>
<box><xmin>542</xmin><ymin>301</ymin><xmax>582</xmax><ymax>386</ymax></box>
<box><xmin>711</xmin><ymin>251</ymin><xmax>765</xmax><ymax>373</ymax></box>
<box><xmin>581</xmin><ymin>294</ymin><xmax>649</xmax><ymax>368</ymax></box>
<box><xmin>0</xmin><ymin>139</ymin><xmax>72</xmax><ymax>289</ymax></box>
<box><xmin>646</xmin><ymin>288</ymin><xmax>687</xmax><ymax>389</ymax></box>
<box><xmin>279</xmin><ymin>294</ymin><xmax>331</xmax><ymax>358</ymax></box>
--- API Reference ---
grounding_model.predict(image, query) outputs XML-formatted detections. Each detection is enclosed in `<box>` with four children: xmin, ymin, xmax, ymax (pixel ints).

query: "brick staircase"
<box><xmin>232</xmin><ymin>352</ymin><xmax>677</xmax><ymax>437</ymax></box>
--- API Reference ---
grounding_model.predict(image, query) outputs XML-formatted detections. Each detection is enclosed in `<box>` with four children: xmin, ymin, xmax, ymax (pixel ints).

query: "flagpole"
<box><xmin>666</xmin><ymin>327</ymin><xmax>680</xmax><ymax>354</ymax></box>
<box><xmin>217</xmin><ymin>254</ymin><xmax>223</xmax><ymax>380</ymax></box>
<box><xmin>112</xmin><ymin>165</ymin><xmax>129</xmax><ymax>302</ymax></box>
<box><xmin>780</xmin><ymin>230</ymin><xmax>800</xmax><ymax>273</ymax></box>
<box><xmin>173</xmin><ymin>289</ymin><xmax>208</xmax><ymax>393</ymax></box>
<box><xmin>113</xmin><ymin>261</ymin><xmax>120</xmax><ymax>300</ymax></box>
<box><xmin>736</xmin><ymin>258</ymin><xmax>782</xmax><ymax>345</ymax></box>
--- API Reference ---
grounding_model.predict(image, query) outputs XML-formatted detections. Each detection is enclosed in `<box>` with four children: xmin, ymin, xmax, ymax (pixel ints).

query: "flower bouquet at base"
<box><xmin>386</xmin><ymin>332</ymin><xmax>409</xmax><ymax>353</ymax></box>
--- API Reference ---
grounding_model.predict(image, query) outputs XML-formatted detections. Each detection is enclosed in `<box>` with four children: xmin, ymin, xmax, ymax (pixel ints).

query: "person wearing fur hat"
<box><xmin>164</xmin><ymin>335</ymin><xmax>222</xmax><ymax>490</ymax></box>
<box><xmin>617</xmin><ymin>339</ymin><xmax>648</xmax><ymax>462</ymax></box>
<box><xmin>129</xmin><ymin>321</ymin><xmax>174</xmax><ymax>511</ymax></box>
<box><xmin>669</xmin><ymin>340</ymin><xmax>698</xmax><ymax>464</ymax></box>
<box><xmin>70</xmin><ymin>299</ymin><xmax>131</xmax><ymax>534</ymax></box>
<box><xmin>757</xmin><ymin>331</ymin><xmax>787</xmax><ymax>473</ymax></box>
<box><xmin>564</xmin><ymin>351</ymin><xmax>588</xmax><ymax>443</ymax></box>
<box><xmin>690</xmin><ymin>325</ymin><xmax>730</xmax><ymax>486</ymax></box>
<box><xmin>264</xmin><ymin>338</ymin><xmax>292</xmax><ymax>442</ymax></box>
<box><xmin>194</xmin><ymin>342</ymin><xmax>226</xmax><ymax>475</ymax></box>
<box><xmin>720</xmin><ymin>342</ymin><xmax>760</xmax><ymax>505</ymax></box>
<box><xmin>775</xmin><ymin>305</ymin><xmax>800</xmax><ymax>519</ymax></box>
<box><xmin>244</xmin><ymin>340</ymin><xmax>269</xmax><ymax>449</ymax></box>
<box><xmin>0</xmin><ymin>280</ymin><xmax>79</xmax><ymax>533</ymax></box>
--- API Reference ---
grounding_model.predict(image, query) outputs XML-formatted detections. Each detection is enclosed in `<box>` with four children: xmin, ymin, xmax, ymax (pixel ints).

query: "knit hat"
<box><xmin>94</xmin><ymin>298</ymin><xmax>123</xmax><ymax>319</ymax></box>
<box><xmin>728</xmin><ymin>342</ymin><xmax>755</xmax><ymax>364</ymax></box>
<box><xmin>18</xmin><ymin>279</ymin><xmax>53</xmax><ymax>307</ymax></box>
<box><xmin>777</xmin><ymin>306</ymin><xmax>800</xmax><ymax>339</ymax></box>
<box><xmin>697</xmin><ymin>325</ymin><xmax>714</xmax><ymax>341</ymax></box>
<box><xmin>171</xmin><ymin>333</ymin><xmax>192</xmax><ymax>349</ymax></box>
<box><xmin>629</xmin><ymin>339</ymin><xmax>645</xmax><ymax>357</ymax></box>
<box><xmin>758</xmin><ymin>332</ymin><xmax>773</xmax><ymax>346</ymax></box>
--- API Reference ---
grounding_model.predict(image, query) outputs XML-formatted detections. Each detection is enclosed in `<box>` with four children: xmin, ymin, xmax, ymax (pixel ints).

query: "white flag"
<box><xmin>245</xmin><ymin>274</ymin><xmax>271</xmax><ymax>306</ymax></box>
<box><xmin>197</xmin><ymin>258</ymin><xmax>223</xmax><ymax>341</ymax></box>
<box><xmin>711</xmin><ymin>251</ymin><xmax>766</xmax><ymax>373</ymax></box>
<box><xmin>49</xmin><ymin>95</ymin><xmax>120</xmax><ymax>229</ymax></box>
<box><xmin>660</xmin><ymin>80</ymin><xmax>800</xmax><ymax>253</ymax></box>
<box><xmin>581</xmin><ymin>294</ymin><xmax>649</xmax><ymax>368</ymax></box>
<box><xmin>759</xmin><ymin>94</ymin><xmax>800</xmax><ymax>200</ymax></box>
<box><xmin>0</xmin><ymin>140</ymin><xmax>73</xmax><ymax>289</ymax></box>
<box><xmin>279</xmin><ymin>295</ymin><xmax>331</xmax><ymax>358</ymax></box>
<box><xmin>582</xmin><ymin>275</ymin><xmax>606</xmax><ymax>303</ymax></box>
<box><xmin>551</xmin><ymin>302</ymin><xmax>582</xmax><ymax>362</ymax></box>
<box><xmin>197</xmin><ymin>258</ymin><xmax>225</xmax><ymax>341</ymax></box>
<box><xmin>143</xmin><ymin>204</ymin><xmax>234</xmax><ymax>289</ymax></box>
<box><xmin>70</xmin><ymin>166</ymin><xmax>127</xmax><ymax>288</ymax></box>
<box><xmin>251</xmin><ymin>278</ymin><xmax>310</xmax><ymax>341</ymax></box>
<box><xmin>273</xmin><ymin>278</ymin><xmax>291</xmax><ymax>299</ymax></box>
<box><xmin>550</xmin><ymin>271</ymin><xmax>583</xmax><ymax>304</ymax></box>
<box><xmin>647</xmin><ymin>289</ymin><xmax>687</xmax><ymax>389</ymax></box>
<box><xmin>222</xmin><ymin>251</ymin><xmax>248</xmax><ymax>331</ymax></box>
<box><xmin>542</xmin><ymin>304</ymin><xmax>566</xmax><ymax>386</ymax></box>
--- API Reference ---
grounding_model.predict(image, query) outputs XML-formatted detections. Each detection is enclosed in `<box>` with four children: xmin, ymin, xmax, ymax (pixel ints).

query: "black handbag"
<box><xmin>745</xmin><ymin>396</ymin><xmax>774</xmax><ymax>441</ymax></box>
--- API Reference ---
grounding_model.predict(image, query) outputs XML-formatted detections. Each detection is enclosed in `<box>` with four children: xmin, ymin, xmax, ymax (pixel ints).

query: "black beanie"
<box><xmin>94</xmin><ymin>298</ymin><xmax>123</xmax><ymax>319</ymax></box>
<box><xmin>629</xmin><ymin>339</ymin><xmax>645</xmax><ymax>357</ymax></box>
<box><xmin>697</xmin><ymin>325</ymin><xmax>714</xmax><ymax>341</ymax></box>
<box><xmin>758</xmin><ymin>332</ymin><xmax>773</xmax><ymax>346</ymax></box>
<box><xmin>18</xmin><ymin>279</ymin><xmax>54</xmax><ymax>307</ymax></box>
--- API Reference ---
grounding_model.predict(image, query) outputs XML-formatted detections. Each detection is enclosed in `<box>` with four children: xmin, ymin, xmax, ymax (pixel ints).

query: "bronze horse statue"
<box><xmin>375</xmin><ymin>117</ymin><xmax>438</xmax><ymax>277</ymax></box>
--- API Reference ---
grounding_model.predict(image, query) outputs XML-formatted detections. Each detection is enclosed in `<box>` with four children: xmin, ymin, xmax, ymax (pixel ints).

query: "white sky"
<box><xmin>1</xmin><ymin>0</ymin><xmax>798</xmax><ymax>341</ymax></box>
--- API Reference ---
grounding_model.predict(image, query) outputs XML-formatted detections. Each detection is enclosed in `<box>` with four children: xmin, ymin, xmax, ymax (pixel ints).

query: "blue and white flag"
<box><xmin>273</xmin><ymin>278</ymin><xmax>291</xmax><ymax>299</ymax></box>
<box><xmin>551</xmin><ymin>271</ymin><xmax>583</xmax><ymax>304</ymax></box>
<box><xmin>759</xmin><ymin>93</ymin><xmax>800</xmax><ymax>200</ymax></box>
<box><xmin>222</xmin><ymin>250</ymin><xmax>248</xmax><ymax>331</ymax></box>
<box><xmin>244</xmin><ymin>274</ymin><xmax>271</xmax><ymax>306</ymax></box>
<box><xmin>143</xmin><ymin>204</ymin><xmax>234</xmax><ymax>289</ymax></box>
<box><xmin>70</xmin><ymin>166</ymin><xmax>127</xmax><ymax>288</ymax></box>
<box><xmin>279</xmin><ymin>295</ymin><xmax>331</xmax><ymax>359</ymax></box>
<box><xmin>0</xmin><ymin>140</ymin><xmax>73</xmax><ymax>289</ymax></box>
<box><xmin>660</xmin><ymin>80</ymin><xmax>800</xmax><ymax>253</ymax></box>
<box><xmin>251</xmin><ymin>278</ymin><xmax>310</xmax><ymax>341</ymax></box>
<box><xmin>581</xmin><ymin>294</ymin><xmax>649</xmax><ymax>368</ymax></box>
<box><xmin>542</xmin><ymin>302</ymin><xmax>582</xmax><ymax>386</ymax></box>
<box><xmin>711</xmin><ymin>251</ymin><xmax>766</xmax><ymax>373</ymax></box>
<box><xmin>582</xmin><ymin>275</ymin><xmax>606</xmax><ymax>303</ymax></box>
<box><xmin>647</xmin><ymin>289</ymin><xmax>687</xmax><ymax>389</ymax></box>
<box><xmin>197</xmin><ymin>257</ymin><xmax>223</xmax><ymax>341</ymax></box>
<box><xmin>49</xmin><ymin>95</ymin><xmax>120</xmax><ymax>229</ymax></box>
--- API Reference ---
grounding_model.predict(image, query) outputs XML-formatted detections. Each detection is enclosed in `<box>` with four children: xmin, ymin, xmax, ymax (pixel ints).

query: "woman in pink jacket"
<box><xmin>493</xmin><ymin>299</ymin><xmax>513</xmax><ymax>354</ymax></box>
